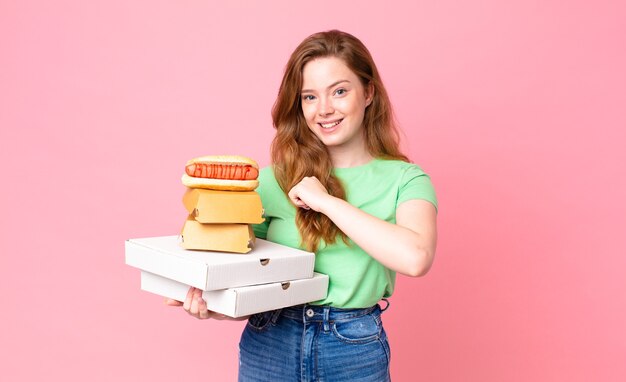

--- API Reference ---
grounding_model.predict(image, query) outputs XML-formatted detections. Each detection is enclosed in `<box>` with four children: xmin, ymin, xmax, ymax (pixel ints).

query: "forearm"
<box><xmin>319</xmin><ymin>196</ymin><xmax>434</xmax><ymax>277</ymax></box>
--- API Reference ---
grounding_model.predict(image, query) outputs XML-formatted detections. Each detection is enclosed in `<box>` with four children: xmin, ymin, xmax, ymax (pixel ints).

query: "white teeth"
<box><xmin>320</xmin><ymin>120</ymin><xmax>341</xmax><ymax>129</ymax></box>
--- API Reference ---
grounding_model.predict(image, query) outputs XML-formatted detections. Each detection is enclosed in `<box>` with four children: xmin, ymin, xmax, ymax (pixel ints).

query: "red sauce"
<box><xmin>185</xmin><ymin>163</ymin><xmax>258</xmax><ymax>180</ymax></box>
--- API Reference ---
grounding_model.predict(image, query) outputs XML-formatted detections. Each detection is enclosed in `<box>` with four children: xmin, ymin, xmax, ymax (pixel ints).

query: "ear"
<box><xmin>365</xmin><ymin>82</ymin><xmax>375</xmax><ymax>107</ymax></box>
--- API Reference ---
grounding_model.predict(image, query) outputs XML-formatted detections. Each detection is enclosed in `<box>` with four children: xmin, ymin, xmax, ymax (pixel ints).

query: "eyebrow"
<box><xmin>301</xmin><ymin>80</ymin><xmax>350</xmax><ymax>93</ymax></box>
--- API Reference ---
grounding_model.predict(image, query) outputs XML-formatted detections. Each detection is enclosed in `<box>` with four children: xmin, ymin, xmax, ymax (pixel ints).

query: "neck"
<box><xmin>329</xmin><ymin>146</ymin><xmax>373</xmax><ymax>168</ymax></box>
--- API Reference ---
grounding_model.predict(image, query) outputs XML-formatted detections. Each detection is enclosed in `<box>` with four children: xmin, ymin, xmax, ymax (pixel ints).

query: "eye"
<box><xmin>302</xmin><ymin>94</ymin><xmax>316</xmax><ymax>102</ymax></box>
<box><xmin>334</xmin><ymin>88</ymin><xmax>347</xmax><ymax>96</ymax></box>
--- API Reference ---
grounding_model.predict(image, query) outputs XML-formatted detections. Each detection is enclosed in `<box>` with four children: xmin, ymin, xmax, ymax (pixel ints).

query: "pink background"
<box><xmin>1</xmin><ymin>1</ymin><xmax>625</xmax><ymax>381</ymax></box>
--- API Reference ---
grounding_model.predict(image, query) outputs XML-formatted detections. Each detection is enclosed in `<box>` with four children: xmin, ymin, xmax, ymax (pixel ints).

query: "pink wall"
<box><xmin>2</xmin><ymin>1</ymin><xmax>625</xmax><ymax>381</ymax></box>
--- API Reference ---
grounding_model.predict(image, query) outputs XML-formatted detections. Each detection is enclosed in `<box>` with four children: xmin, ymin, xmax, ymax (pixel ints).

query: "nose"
<box><xmin>317</xmin><ymin>97</ymin><xmax>334</xmax><ymax>116</ymax></box>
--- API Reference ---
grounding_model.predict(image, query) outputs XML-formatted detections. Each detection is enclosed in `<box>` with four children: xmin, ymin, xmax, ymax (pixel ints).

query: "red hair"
<box><xmin>271</xmin><ymin>30</ymin><xmax>408</xmax><ymax>252</ymax></box>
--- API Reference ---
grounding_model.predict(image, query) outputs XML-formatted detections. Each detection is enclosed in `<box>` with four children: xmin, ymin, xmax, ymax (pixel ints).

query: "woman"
<box><xmin>169</xmin><ymin>30</ymin><xmax>438</xmax><ymax>381</ymax></box>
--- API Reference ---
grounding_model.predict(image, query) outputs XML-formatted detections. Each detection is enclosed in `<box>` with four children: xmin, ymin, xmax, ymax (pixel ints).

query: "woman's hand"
<box><xmin>164</xmin><ymin>287</ymin><xmax>228</xmax><ymax>320</ymax></box>
<box><xmin>288</xmin><ymin>176</ymin><xmax>333</xmax><ymax>212</ymax></box>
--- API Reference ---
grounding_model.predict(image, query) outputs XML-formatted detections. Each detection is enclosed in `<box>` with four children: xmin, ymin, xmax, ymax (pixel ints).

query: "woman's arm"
<box><xmin>288</xmin><ymin>176</ymin><xmax>437</xmax><ymax>277</ymax></box>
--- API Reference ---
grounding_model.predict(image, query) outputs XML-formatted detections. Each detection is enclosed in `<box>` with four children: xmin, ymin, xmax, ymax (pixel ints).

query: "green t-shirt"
<box><xmin>253</xmin><ymin>158</ymin><xmax>438</xmax><ymax>308</ymax></box>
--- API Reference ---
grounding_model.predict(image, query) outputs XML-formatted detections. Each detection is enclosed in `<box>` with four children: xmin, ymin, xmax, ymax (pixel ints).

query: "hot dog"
<box><xmin>181</xmin><ymin>155</ymin><xmax>259</xmax><ymax>191</ymax></box>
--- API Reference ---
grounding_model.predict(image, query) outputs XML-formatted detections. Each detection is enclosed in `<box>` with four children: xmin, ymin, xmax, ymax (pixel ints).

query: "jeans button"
<box><xmin>306</xmin><ymin>308</ymin><xmax>315</xmax><ymax>318</ymax></box>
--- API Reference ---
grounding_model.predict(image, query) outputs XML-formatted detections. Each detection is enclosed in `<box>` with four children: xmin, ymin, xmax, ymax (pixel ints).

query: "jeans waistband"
<box><xmin>279</xmin><ymin>299</ymin><xmax>389</xmax><ymax>324</ymax></box>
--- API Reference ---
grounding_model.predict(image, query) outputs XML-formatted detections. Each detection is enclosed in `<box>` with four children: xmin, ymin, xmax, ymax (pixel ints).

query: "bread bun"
<box><xmin>181</xmin><ymin>174</ymin><xmax>259</xmax><ymax>191</ymax></box>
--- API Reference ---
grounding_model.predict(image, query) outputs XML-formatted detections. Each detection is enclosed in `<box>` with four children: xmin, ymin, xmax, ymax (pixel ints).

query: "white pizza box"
<box><xmin>125</xmin><ymin>235</ymin><xmax>315</xmax><ymax>291</ymax></box>
<box><xmin>141</xmin><ymin>271</ymin><xmax>329</xmax><ymax>318</ymax></box>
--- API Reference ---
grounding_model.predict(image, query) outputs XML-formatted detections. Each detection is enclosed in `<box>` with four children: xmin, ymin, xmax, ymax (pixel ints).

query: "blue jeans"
<box><xmin>238</xmin><ymin>302</ymin><xmax>391</xmax><ymax>382</ymax></box>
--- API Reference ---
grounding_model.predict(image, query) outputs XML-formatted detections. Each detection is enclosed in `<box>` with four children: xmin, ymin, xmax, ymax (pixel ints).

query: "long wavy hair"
<box><xmin>271</xmin><ymin>30</ymin><xmax>408</xmax><ymax>252</ymax></box>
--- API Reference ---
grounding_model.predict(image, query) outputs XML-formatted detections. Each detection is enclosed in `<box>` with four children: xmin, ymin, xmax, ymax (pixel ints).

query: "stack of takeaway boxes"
<box><xmin>125</xmin><ymin>183</ymin><xmax>329</xmax><ymax>318</ymax></box>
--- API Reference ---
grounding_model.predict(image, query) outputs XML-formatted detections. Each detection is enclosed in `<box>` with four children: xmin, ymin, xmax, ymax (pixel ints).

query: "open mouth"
<box><xmin>319</xmin><ymin>119</ymin><xmax>343</xmax><ymax>129</ymax></box>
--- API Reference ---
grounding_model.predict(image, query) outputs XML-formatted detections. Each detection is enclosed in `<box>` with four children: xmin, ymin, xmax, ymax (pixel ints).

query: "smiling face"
<box><xmin>300</xmin><ymin>56</ymin><xmax>373</xmax><ymax>161</ymax></box>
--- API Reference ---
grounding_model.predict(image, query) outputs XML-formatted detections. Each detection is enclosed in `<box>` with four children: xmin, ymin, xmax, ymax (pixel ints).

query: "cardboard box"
<box><xmin>183</xmin><ymin>188</ymin><xmax>264</xmax><ymax>224</ymax></box>
<box><xmin>140</xmin><ymin>271</ymin><xmax>329</xmax><ymax>318</ymax></box>
<box><xmin>180</xmin><ymin>215</ymin><xmax>254</xmax><ymax>253</ymax></box>
<box><xmin>125</xmin><ymin>235</ymin><xmax>315</xmax><ymax>291</ymax></box>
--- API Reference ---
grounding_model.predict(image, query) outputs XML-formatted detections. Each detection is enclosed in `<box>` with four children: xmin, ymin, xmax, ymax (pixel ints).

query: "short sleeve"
<box><xmin>397</xmin><ymin>165</ymin><xmax>438</xmax><ymax>211</ymax></box>
<box><xmin>252</xmin><ymin>166</ymin><xmax>275</xmax><ymax>239</ymax></box>
<box><xmin>253</xmin><ymin>218</ymin><xmax>269</xmax><ymax>239</ymax></box>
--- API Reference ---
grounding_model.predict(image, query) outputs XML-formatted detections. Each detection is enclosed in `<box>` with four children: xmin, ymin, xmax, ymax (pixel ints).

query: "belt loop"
<box><xmin>323</xmin><ymin>306</ymin><xmax>330</xmax><ymax>332</ymax></box>
<box><xmin>380</xmin><ymin>298</ymin><xmax>390</xmax><ymax>312</ymax></box>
